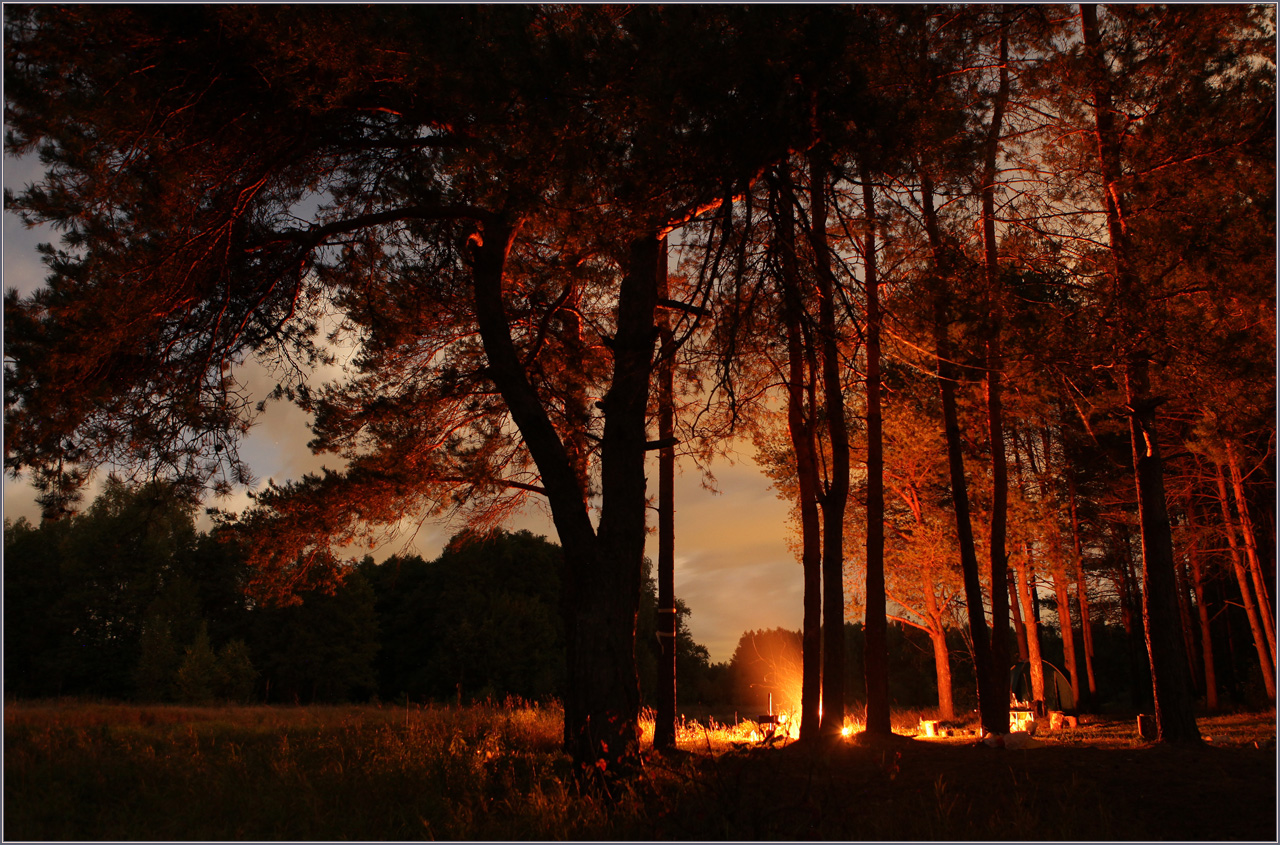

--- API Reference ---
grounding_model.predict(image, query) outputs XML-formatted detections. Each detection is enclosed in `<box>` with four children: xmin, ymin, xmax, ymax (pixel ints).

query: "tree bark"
<box><xmin>582</xmin><ymin>234</ymin><xmax>663</xmax><ymax>764</ymax></box>
<box><xmin>860</xmin><ymin>167</ymin><xmax>891</xmax><ymax>736</ymax></box>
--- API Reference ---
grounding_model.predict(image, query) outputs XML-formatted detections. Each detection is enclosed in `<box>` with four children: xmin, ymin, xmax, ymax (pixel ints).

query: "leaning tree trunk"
<box><xmin>1217</xmin><ymin>462</ymin><xmax>1276</xmax><ymax>699</ymax></box>
<box><xmin>1226</xmin><ymin>440</ymin><xmax>1276</xmax><ymax>664</ymax></box>
<box><xmin>1081</xmin><ymin>3</ymin><xmax>1200</xmax><ymax>744</ymax></box>
<box><xmin>1174</xmin><ymin>557</ymin><xmax>1202</xmax><ymax>700</ymax></box>
<box><xmin>1009</xmin><ymin>574</ymin><xmax>1030</xmax><ymax>663</ymax></box>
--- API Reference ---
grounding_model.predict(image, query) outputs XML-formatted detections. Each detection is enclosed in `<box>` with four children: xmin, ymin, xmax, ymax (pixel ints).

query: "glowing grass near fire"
<box><xmin>4</xmin><ymin>701</ymin><xmax>1274</xmax><ymax>841</ymax></box>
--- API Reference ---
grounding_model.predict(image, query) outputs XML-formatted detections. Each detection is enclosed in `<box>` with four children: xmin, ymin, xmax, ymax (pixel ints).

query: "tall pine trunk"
<box><xmin>810</xmin><ymin>148</ymin><xmax>851</xmax><ymax>739</ymax></box>
<box><xmin>1190</xmin><ymin>550</ymin><xmax>1219</xmax><ymax>710</ymax></box>
<box><xmin>775</xmin><ymin>167</ymin><xmax>824</xmax><ymax>741</ymax></box>
<box><xmin>1068</xmin><ymin>469</ymin><xmax>1099</xmax><ymax>710</ymax></box>
<box><xmin>980</xmin><ymin>15</ymin><xmax>1012</xmax><ymax>733</ymax></box>
<box><xmin>1081</xmin><ymin>4</ymin><xmax>1199</xmax><ymax>744</ymax></box>
<box><xmin>654</xmin><ymin>236</ymin><xmax>678</xmax><ymax>749</ymax></box>
<box><xmin>860</xmin><ymin>167</ymin><xmax>891</xmax><ymax>736</ymax></box>
<box><xmin>921</xmin><ymin>172</ymin><xmax>999</xmax><ymax>735</ymax></box>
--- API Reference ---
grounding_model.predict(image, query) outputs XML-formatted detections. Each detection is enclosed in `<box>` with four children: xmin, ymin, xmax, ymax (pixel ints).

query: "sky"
<box><xmin>2</xmin><ymin>153</ymin><xmax>803</xmax><ymax>664</ymax></box>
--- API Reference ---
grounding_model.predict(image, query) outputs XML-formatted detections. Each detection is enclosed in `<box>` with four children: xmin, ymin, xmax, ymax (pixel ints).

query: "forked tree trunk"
<box><xmin>568</xmin><ymin>235</ymin><xmax>661</xmax><ymax>765</ymax></box>
<box><xmin>472</xmin><ymin>220</ymin><xmax>657</xmax><ymax>767</ymax></box>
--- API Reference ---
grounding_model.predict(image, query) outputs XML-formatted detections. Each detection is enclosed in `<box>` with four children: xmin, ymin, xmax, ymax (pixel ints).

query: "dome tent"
<box><xmin>1010</xmin><ymin>660</ymin><xmax>1076</xmax><ymax>712</ymax></box>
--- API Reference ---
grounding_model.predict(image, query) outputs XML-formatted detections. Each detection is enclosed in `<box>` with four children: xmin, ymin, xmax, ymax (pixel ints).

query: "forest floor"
<box><xmin>4</xmin><ymin>699</ymin><xmax>1275</xmax><ymax>841</ymax></box>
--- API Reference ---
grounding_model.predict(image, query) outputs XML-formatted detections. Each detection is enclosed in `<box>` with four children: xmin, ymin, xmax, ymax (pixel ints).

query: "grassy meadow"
<box><xmin>5</xmin><ymin>698</ymin><xmax>1275</xmax><ymax>840</ymax></box>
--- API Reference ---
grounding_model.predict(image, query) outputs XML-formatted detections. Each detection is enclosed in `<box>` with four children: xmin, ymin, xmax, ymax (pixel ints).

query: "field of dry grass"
<box><xmin>5</xmin><ymin>699</ymin><xmax>1275</xmax><ymax>840</ymax></box>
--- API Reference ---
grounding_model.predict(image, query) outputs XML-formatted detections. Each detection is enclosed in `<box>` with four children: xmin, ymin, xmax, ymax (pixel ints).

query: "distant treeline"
<box><xmin>5</xmin><ymin>479</ymin><xmax>1269</xmax><ymax>711</ymax></box>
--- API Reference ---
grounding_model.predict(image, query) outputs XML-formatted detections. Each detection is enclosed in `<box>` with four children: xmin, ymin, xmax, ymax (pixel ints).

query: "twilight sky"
<box><xmin>2</xmin><ymin>153</ymin><xmax>802</xmax><ymax>663</ymax></box>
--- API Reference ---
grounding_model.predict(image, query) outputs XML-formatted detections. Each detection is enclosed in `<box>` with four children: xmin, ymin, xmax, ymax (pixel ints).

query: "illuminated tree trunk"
<box><xmin>1216</xmin><ymin>462</ymin><xmax>1275</xmax><ymax>699</ymax></box>
<box><xmin>1081</xmin><ymin>3</ymin><xmax>1199</xmax><ymax>744</ymax></box>
<box><xmin>921</xmin><ymin>173</ymin><xmax>998</xmax><ymax>735</ymax></box>
<box><xmin>1068</xmin><ymin>470</ymin><xmax>1099</xmax><ymax>710</ymax></box>
<box><xmin>810</xmin><ymin>148</ymin><xmax>851</xmax><ymax>739</ymax></box>
<box><xmin>1014</xmin><ymin>548</ymin><xmax>1046</xmax><ymax>707</ymax></box>
<box><xmin>980</xmin><ymin>15</ymin><xmax>1012</xmax><ymax>733</ymax></box>
<box><xmin>1190</xmin><ymin>551</ymin><xmax>1219</xmax><ymax>711</ymax></box>
<box><xmin>923</xmin><ymin>570</ymin><xmax>955</xmax><ymax>720</ymax></box>
<box><xmin>860</xmin><ymin>167</ymin><xmax>891</xmax><ymax>736</ymax></box>
<box><xmin>1174</xmin><ymin>557</ymin><xmax>1201</xmax><ymax>699</ymax></box>
<box><xmin>654</xmin><ymin>235</ymin><xmax>678</xmax><ymax>750</ymax></box>
<box><xmin>1226</xmin><ymin>440</ymin><xmax>1276</xmax><ymax>665</ymax></box>
<box><xmin>775</xmin><ymin>167</ymin><xmax>823</xmax><ymax>742</ymax></box>
<box><xmin>1009</xmin><ymin>575</ymin><xmax>1030</xmax><ymax>663</ymax></box>
<box><xmin>1051</xmin><ymin>561</ymin><xmax>1081</xmax><ymax>707</ymax></box>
